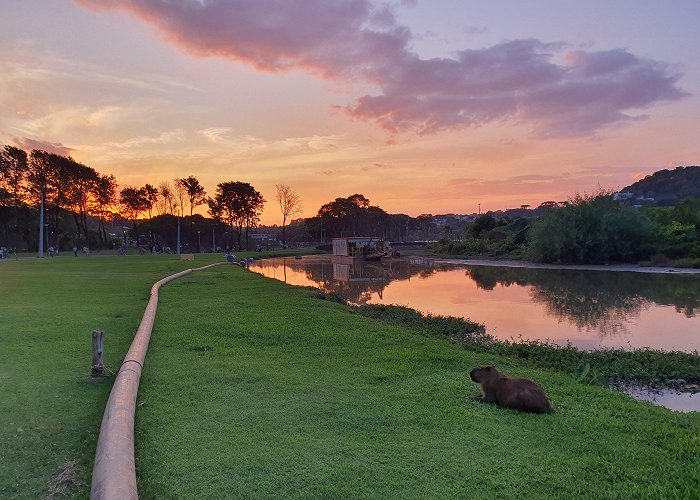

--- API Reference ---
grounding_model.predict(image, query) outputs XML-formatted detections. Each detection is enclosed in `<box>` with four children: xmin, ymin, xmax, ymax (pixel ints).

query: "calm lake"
<box><xmin>250</xmin><ymin>255</ymin><xmax>700</xmax><ymax>411</ymax></box>
<box><xmin>249</xmin><ymin>255</ymin><xmax>700</xmax><ymax>353</ymax></box>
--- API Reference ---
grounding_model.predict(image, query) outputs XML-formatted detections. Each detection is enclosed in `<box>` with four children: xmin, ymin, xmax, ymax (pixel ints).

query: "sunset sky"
<box><xmin>1</xmin><ymin>0</ymin><xmax>699</xmax><ymax>224</ymax></box>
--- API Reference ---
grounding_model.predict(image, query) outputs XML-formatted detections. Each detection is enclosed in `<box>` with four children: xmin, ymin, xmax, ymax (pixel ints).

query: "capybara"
<box><xmin>469</xmin><ymin>365</ymin><xmax>553</xmax><ymax>413</ymax></box>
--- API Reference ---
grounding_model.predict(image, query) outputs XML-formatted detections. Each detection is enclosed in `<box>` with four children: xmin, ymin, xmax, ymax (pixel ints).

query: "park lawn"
<box><xmin>0</xmin><ymin>253</ymin><xmax>224</xmax><ymax>498</ymax></box>
<box><xmin>136</xmin><ymin>266</ymin><xmax>700</xmax><ymax>499</ymax></box>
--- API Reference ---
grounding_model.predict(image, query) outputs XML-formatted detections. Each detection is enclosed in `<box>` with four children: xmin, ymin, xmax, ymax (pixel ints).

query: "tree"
<box><xmin>469</xmin><ymin>213</ymin><xmax>497</xmax><ymax>239</ymax></box>
<box><xmin>317</xmin><ymin>194</ymin><xmax>377</xmax><ymax>237</ymax></box>
<box><xmin>0</xmin><ymin>146</ymin><xmax>27</xmax><ymax>208</ymax></box>
<box><xmin>275</xmin><ymin>184</ymin><xmax>303</xmax><ymax>247</ymax></box>
<box><xmin>143</xmin><ymin>184</ymin><xmax>159</xmax><ymax>219</ymax></box>
<box><xmin>527</xmin><ymin>191</ymin><xmax>656</xmax><ymax>264</ymax></box>
<box><xmin>0</xmin><ymin>146</ymin><xmax>28</xmax><ymax>246</ymax></box>
<box><xmin>62</xmin><ymin>157</ymin><xmax>100</xmax><ymax>247</ymax></box>
<box><xmin>119</xmin><ymin>186</ymin><xmax>149</xmax><ymax>247</ymax></box>
<box><xmin>143</xmin><ymin>184</ymin><xmax>159</xmax><ymax>248</ymax></box>
<box><xmin>92</xmin><ymin>174</ymin><xmax>117</xmax><ymax>249</ymax></box>
<box><xmin>172</xmin><ymin>178</ymin><xmax>187</xmax><ymax>217</ymax></box>
<box><xmin>179</xmin><ymin>176</ymin><xmax>207</xmax><ymax>217</ymax></box>
<box><xmin>156</xmin><ymin>180</ymin><xmax>176</xmax><ymax>216</ymax></box>
<box><xmin>208</xmin><ymin>181</ymin><xmax>265</xmax><ymax>250</ymax></box>
<box><xmin>27</xmin><ymin>150</ymin><xmax>59</xmax><ymax>256</ymax></box>
<box><xmin>671</xmin><ymin>197</ymin><xmax>700</xmax><ymax>226</ymax></box>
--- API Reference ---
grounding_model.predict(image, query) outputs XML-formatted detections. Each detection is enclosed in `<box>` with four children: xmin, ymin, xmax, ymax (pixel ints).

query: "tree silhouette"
<box><xmin>156</xmin><ymin>180</ymin><xmax>176</xmax><ymax>216</ymax></box>
<box><xmin>0</xmin><ymin>146</ymin><xmax>27</xmax><ymax>208</ymax></box>
<box><xmin>0</xmin><ymin>146</ymin><xmax>28</xmax><ymax>245</ymax></box>
<box><xmin>62</xmin><ymin>157</ymin><xmax>100</xmax><ymax>247</ymax></box>
<box><xmin>92</xmin><ymin>174</ymin><xmax>117</xmax><ymax>249</ymax></box>
<box><xmin>119</xmin><ymin>186</ymin><xmax>149</xmax><ymax>247</ymax></box>
<box><xmin>208</xmin><ymin>181</ymin><xmax>265</xmax><ymax>250</ymax></box>
<box><xmin>275</xmin><ymin>184</ymin><xmax>302</xmax><ymax>247</ymax></box>
<box><xmin>179</xmin><ymin>176</ymin><xmax>207</xmax><ymax>217</ymax></box>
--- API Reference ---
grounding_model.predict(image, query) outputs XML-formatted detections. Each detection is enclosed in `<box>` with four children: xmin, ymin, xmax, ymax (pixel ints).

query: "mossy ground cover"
<box><xmin>136</xmin><ymin>266</ymin><xmax>700</xmax><ymax>498</ymax></box>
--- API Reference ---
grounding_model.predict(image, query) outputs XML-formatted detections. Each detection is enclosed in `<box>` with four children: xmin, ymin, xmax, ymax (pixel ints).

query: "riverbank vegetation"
<box><xmin>430</xmin><ymin>191</ymin><xmax>700</xmax><ymax>266</ymax></box>
<box><xmin>2</xmin><ymin>255</ymin><xmax>699</xmax><ymax>497</ymax></box>
<box><xmin>353</xmin><ymin>304</ymin><xmax>700</xmax><ymax>389</ymax></box>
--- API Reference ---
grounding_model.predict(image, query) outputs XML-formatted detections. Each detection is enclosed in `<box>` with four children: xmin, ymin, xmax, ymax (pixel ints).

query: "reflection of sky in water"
<box><xmin>249</xmin><ymin>256</ymin><xmax>700</xmax><ymax>353</ymax></box>
<box><xmin>616</xmin><ymin>385</ymin><xmax>700</xmax><ymax>413</ymax></box>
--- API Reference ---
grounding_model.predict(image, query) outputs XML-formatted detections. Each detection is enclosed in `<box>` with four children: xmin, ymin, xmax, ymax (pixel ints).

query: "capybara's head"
<box><xmin>470</xmin><ymin>365</ymin><xmax>496</xmax><ymax>382</ymax></box>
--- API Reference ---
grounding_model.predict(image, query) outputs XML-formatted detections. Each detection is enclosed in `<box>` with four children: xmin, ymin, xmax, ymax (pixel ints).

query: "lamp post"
<box><xmin>38</xmin><ymin>192</ymin><xmax>45</xmax><ymax>258</ymax></box>
<box><xmin>176</xmin><ymin>211</ymin><xmax>181</xmax><ymax>255</ymax></box>
<box><xmin>212</xmin><ymin>227</ymin><xmax>216</xmax><ymax>253</ymax></box>
<box><xmin>197</xmin><ymin>230</ymin><xmax>201</xmax><ymax>253</ymax></box>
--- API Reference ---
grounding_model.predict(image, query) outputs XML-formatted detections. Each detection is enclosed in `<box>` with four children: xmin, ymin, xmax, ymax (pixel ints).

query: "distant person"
<box><xmin>73</xmin><ymin>245</ymin><xmax>78</xmax><ymax>257</ymax></box>
<box><xmin>0</xmin><ymin>247</ymin><xmax>4</xmax><ymax>259</ymax></box>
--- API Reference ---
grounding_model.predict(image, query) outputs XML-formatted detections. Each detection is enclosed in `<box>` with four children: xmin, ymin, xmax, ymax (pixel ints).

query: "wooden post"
<box><xmin>92</xmin><ymin>330</ymin><xmax>104</xmax><ymax>377</ymax></box>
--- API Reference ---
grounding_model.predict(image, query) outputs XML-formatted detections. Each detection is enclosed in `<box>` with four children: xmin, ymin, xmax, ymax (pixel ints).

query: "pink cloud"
<box><xmin>13</xmin><ymin>137</ymin><xmax>73</xmax><ymax>156</ymax></box>
<box><xmin>76</xmin><ymin>0</ymin><xmax>688</xmax><ymax>137</ymax></box>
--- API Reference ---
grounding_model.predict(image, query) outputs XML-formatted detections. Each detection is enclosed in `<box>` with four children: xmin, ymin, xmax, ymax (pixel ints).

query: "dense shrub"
<box><xmin>430</xmin><ymin>216</ymin><xmax>530</xmax><ymax>258</ymax></box>
<box><xmin>527</xmin><ymin>192</ymin><xmax>656</xmax><ymax>263</ymax></box>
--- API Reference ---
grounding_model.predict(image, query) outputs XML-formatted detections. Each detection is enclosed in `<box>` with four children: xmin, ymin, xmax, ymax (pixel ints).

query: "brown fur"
<box><xmin>469</xmin><ymin>365</ymin><xmax>553</xmax><ymax>413</ymax></box>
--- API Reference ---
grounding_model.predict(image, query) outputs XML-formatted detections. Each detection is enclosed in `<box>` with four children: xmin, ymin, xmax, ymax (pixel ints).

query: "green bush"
<box><xmin>527</xmin><ymin>192</ymin><xmax>656</xmax><ymax>263</ymax></box>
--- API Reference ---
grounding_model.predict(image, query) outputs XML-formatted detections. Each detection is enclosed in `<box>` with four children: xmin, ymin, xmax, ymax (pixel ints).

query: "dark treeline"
<box><xmin>0</xmin><ymin>145</ymin><xmax>268</xmax><ymax>253</ymax></box>
<box><xmin>12</xmin><ymin>144</ymin><xmax>696</xmax><ymax>262</ymax></box>
<box><xmin>302</xmin><ymin>193</ymin><xmax>453</xmax><ymax>244</ymax></box>
<box><xmin>1</xmin><ymin>145</ymin><xmax>453</xmax><ymax>254</ymax></box>
<box><xmin>432</xmin><ymin>191</ymin><xmax>700</xmax><ymax>266</ymax></box>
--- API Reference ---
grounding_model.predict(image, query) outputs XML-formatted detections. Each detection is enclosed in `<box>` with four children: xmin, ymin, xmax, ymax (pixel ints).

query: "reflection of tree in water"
<box><xmin>256</xmin><ymin>258</ymin><xmax>700</xmax><ymax>338</ymax></box>
<box><xmin>465</xmin><ymin>266</ymin><xmax>700</xmax><ymax>337</ymax></box>
<box><xmin>265</xmin><ymin>257</ymin><xmax>432</xmax><ymax>304</ymax></box>
<box><xmin>528</xmin><ymin>276</ymin><xmax>646</xmax><ymax>337</ymax></box>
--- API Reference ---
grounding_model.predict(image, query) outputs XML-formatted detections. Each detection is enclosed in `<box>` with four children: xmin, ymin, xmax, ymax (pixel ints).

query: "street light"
<box><xmin>197</xmin><ymin>230</ymin><xmax>201</xmax><ymax>253</ymax></box>
<box><xmin>38</xmin><ymin>192</ymin><xmax>45</xmax><ymax>258</ymax></box>
<box><xmin>176</xmin><ymin>209</ymin><xmax>181</xmax><ymax>255</ymax></box>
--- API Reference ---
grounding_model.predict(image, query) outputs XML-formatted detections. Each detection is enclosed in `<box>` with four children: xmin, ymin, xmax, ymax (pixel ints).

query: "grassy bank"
<box><xmin>0</xmin><ymin>249</ymin><xmax>322</xmax><ymax>497</ymax></box>
<box><xmin>0</xmin><ymin>253</ymin><xmax>231</xmax><ymax>498</ymax></box>
<box><xmin>2</xmin><ymin>255</ymin><xmax>700</xmax><ymax>498</ymax></box>
<box><xmin>136</xmin><ymin>267</ymin><xmax>700</xmax><ymax>498</ymax></box>
<box><xmin>353</xmin><ymin>304</ymin><xmax>700</xmax><ymax>388</ymax></box>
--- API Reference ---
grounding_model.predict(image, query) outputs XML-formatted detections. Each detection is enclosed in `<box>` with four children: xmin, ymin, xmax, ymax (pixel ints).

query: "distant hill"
<box><xmin>622</xmin><ymin>166</ymin><xmax>700</xmax><ymax>204</ymax></box>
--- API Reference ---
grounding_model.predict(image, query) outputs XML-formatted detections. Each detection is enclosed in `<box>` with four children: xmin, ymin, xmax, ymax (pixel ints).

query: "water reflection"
<box><xmin>466</xmin><ymin>267</ymin><xmax>645</xmax><ymax>338</ymax></box>
<box><xmin>615</xmin><ymin>384</ymin><xmax>700</xmax><ymax>413</ymax></box>
<box><xmin>249</xmin><ymin>256</ymin><xmax>700</xmax><ymax>352</ymax></box>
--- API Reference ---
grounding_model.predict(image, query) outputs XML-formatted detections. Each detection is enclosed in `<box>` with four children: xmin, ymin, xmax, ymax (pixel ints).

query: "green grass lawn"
<box><xmin>0</xmin><ymin>253</ymin><xmax>223</xmax><ymax>498</ymax></box>
<box><xmin>2</xmin><ymin>255</ymin><xmax>699</xmax><ymax>498</ymax></box>
<box><xmin>137</xmin><ymin>266</ymin><xmax>700</xmax><ymax>499</ymax></box>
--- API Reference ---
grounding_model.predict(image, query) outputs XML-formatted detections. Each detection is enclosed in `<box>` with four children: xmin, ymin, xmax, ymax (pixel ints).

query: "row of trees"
<box><xmin>2</xmin><ymin>142</ymin><xmax>460</xmax><ymax>254</ymax></box>
<box><xmin>304</xmin><ymin>194</ymin><xmax>451</xmax><ymax>244</ymax></box>
<box><xmin>0</xmin><ymin>145</ymin><xmax>305</xmax><ymax>253</ymax></box>
<box><xmin>431</xmin><ymin>191</ymin><xmax>700</xmax><ymax>265</ymax></box>
<box><xmin>0</xmin><ymin>147</ymin><xmax>119</xmax><ymax>251</ymax></box>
